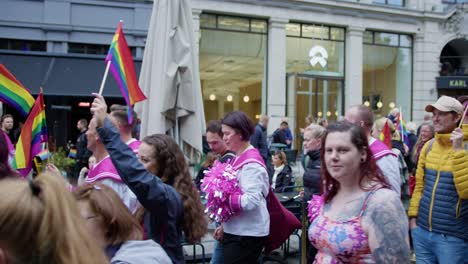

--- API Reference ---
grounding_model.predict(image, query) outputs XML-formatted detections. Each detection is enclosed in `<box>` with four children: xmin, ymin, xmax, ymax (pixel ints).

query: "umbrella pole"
<box><xmin>175</xmin><ymin>107</ymin><xmax>179</xmax><ymax>145</ymax></box>
<box><xmin>174</xmin><ymin>69</ymin><xmax>181</xmax><ymax>146</ymax></box>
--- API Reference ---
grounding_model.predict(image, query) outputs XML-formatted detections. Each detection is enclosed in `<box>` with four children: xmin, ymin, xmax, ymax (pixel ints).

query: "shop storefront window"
<box><xmin>199</xmin><ymin>13</ymin><xmax>267</xmax><ymax>122</ymax></box>
<box><xmin>363</xmin><ymin>31</ymin><xmax>412</xmax><ymax>119</ymax></box>
<box><xmin>286</xmin><ymin>23</ymin><xmax>345</xmax><ymax>149</ymax></box>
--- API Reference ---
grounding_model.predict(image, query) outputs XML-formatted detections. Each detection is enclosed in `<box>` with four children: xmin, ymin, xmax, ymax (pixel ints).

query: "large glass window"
<box><xmin>363</xmin><ymin>31</ymin><xmax>412</xmax><ymax>119</ymax></box>
<box><xmin>286</xmin><ymin>23</ymin><xmax>345</xmax><ymax>77</ymax></box>
<box><xmin>286</xmin><ymin>23</ymin><xmax>345</xmax><ymax>150</ymax></box>
<box><xmin>199</xmin><ymin>14</ymin><xmax>267</xmax><ymax>122</ymax></box>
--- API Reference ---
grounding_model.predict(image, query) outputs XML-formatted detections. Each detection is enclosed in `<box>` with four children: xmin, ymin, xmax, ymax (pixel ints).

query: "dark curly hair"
<box><xmin>142</xmin><ymin>134</ymin><xmax>207</xmax><ymax>242</ymax></box>
<box><xmin>320</xmin><ymin>121</ymin><xmax>390</xmax><ymax>203</ymax></box>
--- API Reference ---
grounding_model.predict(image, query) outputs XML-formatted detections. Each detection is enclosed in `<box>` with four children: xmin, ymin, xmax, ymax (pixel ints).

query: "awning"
<box><xmin>0</xmin><ymin>51</ymin><xmax>142</xmax><ymax>97</ymax></box>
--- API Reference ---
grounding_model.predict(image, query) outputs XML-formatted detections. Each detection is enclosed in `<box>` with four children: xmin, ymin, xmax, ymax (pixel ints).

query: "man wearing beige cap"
<box><xmin>409</xmin><ymin>95</ymin><xmax>468</xmax><ymax>263</ymax></box>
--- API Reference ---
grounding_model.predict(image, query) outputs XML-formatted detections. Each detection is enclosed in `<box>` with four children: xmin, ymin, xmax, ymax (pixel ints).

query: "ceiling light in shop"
<box><xmin>78</xmin><ymin>102</ymin><xmax>90</xmax><ymax>107</ymax></box>
<box><xmin>318</xmin><ymin>111</ymin><xmax>323</xmax><ymax>117</ymax></box>
<box><xmin>335</xmin><ymin>111</ymin><xmax>339</xmax><ymax>117</ymax></box>
<box><xmin>227</xmin><ymin>95</ymin><xmax>233</xmax><ymax>102</ymax></box>
<box><xmin>389</xmin><ymin>102</ymin><xmax>396</xmax><ymax>109</ymax></box>
<box><xmin>326</xmin><ymin>111</ymin><xmax>331</xmax><ymax>117</ymax></box>
<box><xmin>377</xmin><ymin>101</ymin><xmax>383</xmax><ymax>109</ymax></box>
<box><xmin>209</xmin><ymin>94</ymin><xmax>216</xmax><ymax>101</ymax></box>
<box><xmin>364</xmin><ymin>101</ymin><xmax>370</xmax><ymax>107</ymax></box>
<box><xmin>243</xmin><ymin>95</ymin><xmax>250</xmax><ymax>103</ymax></box>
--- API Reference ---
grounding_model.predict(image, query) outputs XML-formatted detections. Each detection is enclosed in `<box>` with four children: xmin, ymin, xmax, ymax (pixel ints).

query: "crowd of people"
<box><xmin>0</xmin><ymin>93</ymin><xmax>466</xmax><ymax>264</ymax></box>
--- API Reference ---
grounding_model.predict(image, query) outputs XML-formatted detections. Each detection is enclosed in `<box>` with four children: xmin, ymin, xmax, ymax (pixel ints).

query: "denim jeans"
<box><xmin>411</xmin><ymin>226</ymin><xmax>467</xmax><ymax>264</ymax></box>
<box><xmin>210</xmin><ymin>239</ymin><xmax>224</xmax><ymax>264</ymax></box>
<box><xmin>210</xmin><ymin>222</ymin><xmax>223</xmax><ymax>264</ymax></box>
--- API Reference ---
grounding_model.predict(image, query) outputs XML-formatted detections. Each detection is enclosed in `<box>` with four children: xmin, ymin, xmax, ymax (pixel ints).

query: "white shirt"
<box><xmin>101</xmin><ymin>178</ymin><xmax>140</xmax><ymax>214</ymax></box>
<box><xmin>369</xmin><ymin>137</ymin><xmax>401</xmax><ymax>196</ymax></box>
<box><xmin>271</xmin><ymin>164</ymin><xmax>284</xmax><ymax>190</ymax></box>
<box><xmin>224</xmin><ymin>162</ymin><xmax>270</xmax><ymax>237</ymax></box>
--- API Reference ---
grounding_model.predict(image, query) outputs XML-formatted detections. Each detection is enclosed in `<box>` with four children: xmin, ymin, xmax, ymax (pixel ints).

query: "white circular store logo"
<box><xmin>309</xmin><ymin>46</ymin><xmax>328</xmax><ymax>68</ymax></box>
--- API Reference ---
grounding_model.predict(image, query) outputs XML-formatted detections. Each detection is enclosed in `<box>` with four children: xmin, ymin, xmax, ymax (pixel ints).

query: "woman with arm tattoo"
<box><xmin>307</xmin><ymin>121</ymin><xmax>410</xmax><ymax>263</ymax></box>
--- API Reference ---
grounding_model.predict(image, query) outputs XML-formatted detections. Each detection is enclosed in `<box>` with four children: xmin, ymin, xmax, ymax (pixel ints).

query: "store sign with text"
<box><xmin>436</xmin><ymin>76</ymin><xmax>468</xmax><ymax>89</ymax></box>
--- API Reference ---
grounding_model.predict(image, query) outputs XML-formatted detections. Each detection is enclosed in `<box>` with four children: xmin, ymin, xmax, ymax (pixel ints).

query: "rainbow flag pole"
<box><xmin>98</xmin><ymin>61</ymin><xmax>111</xmax><ymax>96</ymax></box>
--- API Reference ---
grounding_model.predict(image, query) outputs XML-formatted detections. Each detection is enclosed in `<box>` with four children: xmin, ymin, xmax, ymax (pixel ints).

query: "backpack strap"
<box><xmin>425</xmin><ymin>138</ymin><xmax>435</xmax><ymax>157</ymax></box>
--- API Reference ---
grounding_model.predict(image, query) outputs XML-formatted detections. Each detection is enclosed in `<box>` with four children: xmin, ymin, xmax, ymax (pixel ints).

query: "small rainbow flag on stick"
<box><xmin>397</xmin><ymin>107</ymin><xmax>409</xmax><ymax>146</ymax></box>
<box><xmin>36</xmin><ymin>148</ymin><xmax>51</xmax><ymax>161</ymax></box>
<box><xmin>0</xmin><ymin>64</ymin><xmax>35</xmax><ymax>117</ymax></box>
<box><xmin>68</xmin><ymin>148</ymin><xmax>77</xmax><ymax>159</ymax></box>
<box><xmin>13</xmin><ymin>91</ymin><xmax>48</xmax><ymax>177</ymax></box>
<box><xmin>379</xmin><ymin>119</ymin><xmax>392</xmax><ymax>149</ymax></box>
<box><xmin>99</xmin><ymin>21</ymin><xmax>146</xmax><ymax>124</ymax></box>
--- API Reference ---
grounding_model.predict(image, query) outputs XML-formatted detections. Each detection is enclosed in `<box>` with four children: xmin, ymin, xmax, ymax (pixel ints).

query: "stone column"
<box><xmin>412</xmin><ymin>30</ymin><xmax>439</xmax><ymax>123</ymax></box>
<box><xmin>267</xmin><ymin>17</ymin><xmax>288</xmax><ymax>133</ymax></box>
<box><xmin>344</xmin><ymin>26</ymin><xmax>364</xmax><ymax>110</ymax></box>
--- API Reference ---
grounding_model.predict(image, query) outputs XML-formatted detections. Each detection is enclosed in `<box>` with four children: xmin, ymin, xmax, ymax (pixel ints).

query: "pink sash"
<box><xmin>127</xmin><ymin>138</ymin><xmax>141</xmax><ymax>154</ymax></box>
<box><xmin>231</xmin><ymin>148</ymin><xmax>266</xmax><ymax>170</ymax></box>
<box><xmin>86</xmin><ymin>156</ymin><xmax>122</xmax><ymax>183</ymax></box>
<box><xmin>370</xmin><ymin>139</ymin><xmax>396</xmax><ymax>161</ymax></box>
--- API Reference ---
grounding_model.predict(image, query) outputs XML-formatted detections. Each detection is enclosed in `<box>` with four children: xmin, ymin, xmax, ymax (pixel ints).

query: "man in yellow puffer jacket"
<box><xmin>408</xmin><ymin>96</ymin><xmax>468</xmax><ymax>264</ymax></box>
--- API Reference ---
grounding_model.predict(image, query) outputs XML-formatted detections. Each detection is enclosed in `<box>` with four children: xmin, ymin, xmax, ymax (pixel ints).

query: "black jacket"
<box><xmin>303</xmin><ymin>149</ymin><xmax>322</xmax><ymax>201</ymax></box>
<box><xmin>269</xmin><ymin>164</ymin><xmax>293</xmax><ymax>193</ymax></box>
<box><xmin>250</xmin><ymin>124</ymin><xmax>268</xmax><ymax>163</ymax></box>
<box><xmin>272</xmin><ymin>129</ymin><xmax>287</xmax><ymax>145</ymax></box>
<box><xmin>76</xmin><ymin>130</ymin><xmax>92</xmax><ymax>164</ymax></box>
<box><xmin>97</xmin><ymin>118</ymin><xmax>184</xmax><ymax>264</ymax></box>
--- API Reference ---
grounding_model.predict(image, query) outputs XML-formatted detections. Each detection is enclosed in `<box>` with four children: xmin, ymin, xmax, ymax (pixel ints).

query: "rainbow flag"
<box><xmin>397</xmin><ymin>111</ymin><xmax>409</xmax><ymax>147</ymax></box>
<box><xmin>0</xmin><ymin>64</ymin><xmax>35</xmax><ymax>117</ymax></box>
<box><xmin>68</xmin><ymin>148</ymin><xmax>77</xmax><ymax>159</ymax></box>
<box><xmin>105</xmin><ymin>21</ymin><xmax>146</xmax><ymax>124</ymax></box>
<box><xmin>379</xmin><ymin>119</ymin><xmax>392</xmax><ymax>149</ymax></box>
<box><xmin>36</xmin><ymin>148</ymin><xmax>51</xmax><ymax>161</ymax></box>
<box><xmin>12</xmin><ymin>92</ymin><xmax>48</xmax><ymax>176</ymax></box>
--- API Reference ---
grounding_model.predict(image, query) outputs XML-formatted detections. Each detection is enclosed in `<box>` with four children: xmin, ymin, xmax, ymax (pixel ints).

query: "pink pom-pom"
<box><xmin>201</xmin><ymin>160</ymin><xmax>242</xmax><ymax>222</ymax></box>
<box><xmin>307</xmin><ymin>194</ymin><xmax>324</xmax><ymax>222</ymax></box>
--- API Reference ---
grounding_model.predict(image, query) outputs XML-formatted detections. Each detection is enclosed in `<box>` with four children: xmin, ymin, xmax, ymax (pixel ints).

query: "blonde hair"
<box><xmin>273</xmin><ymin>150</ymin><xmax>288</xmax><ymax>166</ymax></box>
<box><xmin>0</xmin><ymin>173</ymin><xmax>107</xmax><ymax>264</ymax></box>
<box><xmin>373</xmin><ymin>117</ymin><xmax>400</xmax><ymax>140</ymax></box>
<box><xmin>305</xmin><ymin>124</ymin><xmax>326</xmax><ymax>140</ymax></box>
<box><xmin>389</xmin><ymin>108</ymin><xmax>400</xmax><ymax>117</ymax></box>
<box><xmin>74</xmin><ymin>182</ymin><xmax>142</xmax><ymax>246</ymax></box>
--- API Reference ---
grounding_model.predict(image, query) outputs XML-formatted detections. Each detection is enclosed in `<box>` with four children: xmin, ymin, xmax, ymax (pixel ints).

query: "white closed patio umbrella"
<box><xmin>137</xmin><ymin>0</ymin><xmax>205</xmax><ymax>155</ymax></box>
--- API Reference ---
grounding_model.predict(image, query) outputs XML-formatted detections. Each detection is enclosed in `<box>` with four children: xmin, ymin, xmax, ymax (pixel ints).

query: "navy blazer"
<box><xmin>97</xmin><ymin>118</ymin><xmax>184</xmax><ymax>264</ymax></box>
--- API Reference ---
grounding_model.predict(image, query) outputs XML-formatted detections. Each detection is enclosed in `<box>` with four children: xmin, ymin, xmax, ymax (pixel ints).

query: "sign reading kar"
<box><xmin>436</xmin><ymin>77</ymin><xmax>468</xmax><ymax>89</ymax></box>
<box><xmin>449</xmin><ymin>80</ymin><xmax>467</xmax><ymax>88</ymax></box>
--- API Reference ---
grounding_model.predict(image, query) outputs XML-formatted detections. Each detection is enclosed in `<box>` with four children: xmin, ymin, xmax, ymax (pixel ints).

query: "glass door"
<box><xmin>290</xmin><ymin>74</ymin><xmax>343</xmax><ymax>150</ymax></box>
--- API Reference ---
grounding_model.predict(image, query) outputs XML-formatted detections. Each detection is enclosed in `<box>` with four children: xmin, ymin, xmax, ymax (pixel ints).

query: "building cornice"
<box><xmin>195</xmin><ymin>0</ymin><xmax>456</xmax><ymax>22</ymax></box>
